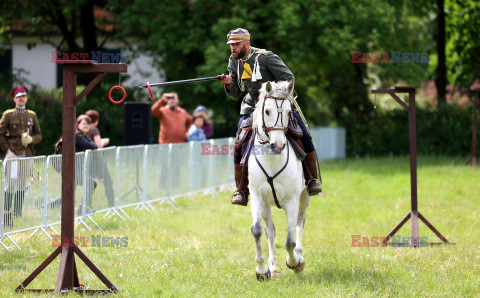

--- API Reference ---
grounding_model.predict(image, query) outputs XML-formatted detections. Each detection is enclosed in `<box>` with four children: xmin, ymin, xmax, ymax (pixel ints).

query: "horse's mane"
<box><xmin>252</xmin><ymin>81</ymin><xmax>292</xmax><ymax>130</ymax></box>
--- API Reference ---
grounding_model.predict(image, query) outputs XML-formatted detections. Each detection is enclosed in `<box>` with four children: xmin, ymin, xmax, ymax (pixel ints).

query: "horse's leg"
<box><xmin>251</xmin><ymin>194</ymin><xmax>270</xmax><ymax>281</ymax></box>
<box><xmin>262</xmin><ymin>205</ymin><xmax>278</xmax><ymax>277</ymax></box>
<box><xmin>284</xmin><ymin>201</ymin><xmax>301</xmax><ymax>270</ymax></box>
<box><xmin>294</xmin><ymin>189</ymin><xmax>311</xmax><ymax>271</ymax></box>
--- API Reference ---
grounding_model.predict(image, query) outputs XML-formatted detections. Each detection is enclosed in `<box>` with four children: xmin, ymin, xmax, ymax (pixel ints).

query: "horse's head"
<box><xmin>253</xmin><ymin>80</ymin><xmax>295</xmax><ymax>155</ymax></box>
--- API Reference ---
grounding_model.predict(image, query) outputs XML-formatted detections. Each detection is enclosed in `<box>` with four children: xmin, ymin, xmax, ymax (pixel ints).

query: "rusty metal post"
<box><xmin>371</xmin><ymin>86</ymin><xmax>450</xmax><ymax>246</ymax></box>
<box><xmin>16</xmin><ymin>61</ymin><xmax>126</xmax><ymax>294</ymax></box>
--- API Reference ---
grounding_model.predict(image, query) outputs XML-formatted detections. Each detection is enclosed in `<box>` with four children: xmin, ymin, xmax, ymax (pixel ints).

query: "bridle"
<box><xmin>254</xmin><ymin>92</ymin><xmax>292</xmax><ymax>209</ymax></box>
<box><xmin>257</xmin><ymin>94</ymin><xmax>291</xmax><ymax>144</ymax></box>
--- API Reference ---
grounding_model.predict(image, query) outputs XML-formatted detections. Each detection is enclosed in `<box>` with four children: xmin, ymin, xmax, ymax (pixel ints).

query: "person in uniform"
<box><xmin>219</xmin><ymin>28</ymin><xmax>322</xmax><ymax>206</ymax></box>
<box><xmin>1</xmin><ymin>85</ymin><xmax>42</xmax><ymax>226</ymax></box>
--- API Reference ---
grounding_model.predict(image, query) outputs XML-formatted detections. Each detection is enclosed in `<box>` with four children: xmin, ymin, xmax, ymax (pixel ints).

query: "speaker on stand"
<box><xmin>124</xmin><ymin>102</ymin><xmax>152</xmax><ymax>145</ymax></box>
<box><xmin>122</xmin><ymin>102</ymin><xmax>153</xmax><ymax>208</ymax></box>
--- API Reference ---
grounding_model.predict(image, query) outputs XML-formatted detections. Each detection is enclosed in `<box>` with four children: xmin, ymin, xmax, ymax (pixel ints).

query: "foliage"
<box><xmin>112</xmin><ymin>0</ymin><xmax>438</xmax><ymax>136</ymax></box>
<box><xmin>445</xmin><ymin>0</ymin><xmax>480</xmax><ymax>88</ymax></box>
<box><xmin>0</xmin><ymin>0</ymin><xmax>117</xmax><ymax>52</ymax></box>
<box><xmin>344</xmin><ymin>103</ymin><xmax>474</xmax><ymax>157</ymax></box>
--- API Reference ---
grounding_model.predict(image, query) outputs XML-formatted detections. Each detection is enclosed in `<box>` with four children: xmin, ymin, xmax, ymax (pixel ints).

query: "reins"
<box><xmin>254</xmin><ymin>94</ymin><xmax>291</xmax><ymax>209</ymax></box>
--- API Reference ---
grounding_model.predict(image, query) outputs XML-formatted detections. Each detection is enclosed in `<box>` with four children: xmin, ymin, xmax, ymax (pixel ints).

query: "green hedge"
<box><xmin>342</xmin><ymin>104</ymin><xmax>475</xmax><ymax>157</ymax></box>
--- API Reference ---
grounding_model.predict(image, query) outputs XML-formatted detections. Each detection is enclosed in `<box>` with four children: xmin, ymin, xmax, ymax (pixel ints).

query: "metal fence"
<box><xmin>0</xmin><ymin>127</ymin><xmax>345</xmax><ymax>252</ymax></box>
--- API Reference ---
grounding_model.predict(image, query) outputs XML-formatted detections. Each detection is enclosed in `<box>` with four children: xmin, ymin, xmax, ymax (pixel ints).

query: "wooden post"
<box><xmin>16</xmin><ymin>61</ymin><xmax>127</xmax><ymax>294</ymax></box>
<box><xmin>371</xmin><ymin>86</ymin><xmax>450</xmax><ymax>247</ymax></box>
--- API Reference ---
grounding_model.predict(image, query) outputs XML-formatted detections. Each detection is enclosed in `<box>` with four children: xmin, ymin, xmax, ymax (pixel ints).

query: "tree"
<box><xmin>435</xmin><ymin>0</ymin><xmax>447</xmax><ymax>105</ymax></box>
<box><xmin>0</xmin><ymin>0</ymin><xmax>114</xmax><ymax>53</ymax></box>
<box><xmin>446</xmin><ymin>0</ymin><xmax>480</xmax><ymax>89</ymax></box>
<box><xmin>112</xmin><ymin>0</ymin><xmax>433</xmax><ymax>137</ymax></box>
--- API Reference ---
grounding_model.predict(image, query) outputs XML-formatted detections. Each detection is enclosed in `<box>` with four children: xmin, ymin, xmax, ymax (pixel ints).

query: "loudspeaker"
<box><xmin>124</xmin><ymin>102</ymin><xmax>152</xmax><ymax>145</ymax></box>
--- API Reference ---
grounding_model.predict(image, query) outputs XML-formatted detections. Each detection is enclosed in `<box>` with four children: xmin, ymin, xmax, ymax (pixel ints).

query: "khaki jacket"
<box><xmin>0</xmin><ymin>108</ymin><xmax>42</xmax><ymax>156</ymax></box>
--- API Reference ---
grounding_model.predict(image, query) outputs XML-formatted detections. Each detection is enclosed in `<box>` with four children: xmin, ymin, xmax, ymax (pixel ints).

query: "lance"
<box><xmin>139</xmin><ymin>75</ymin><xmax>222</xmax><ymax>98</ymax></box>
<box><xmin>138</xmin><ymin>76</ymin><xmax>221</xmax><ymax>88</ymax></box>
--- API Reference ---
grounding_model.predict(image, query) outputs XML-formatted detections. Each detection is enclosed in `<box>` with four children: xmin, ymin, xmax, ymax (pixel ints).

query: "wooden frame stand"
<box><xmin>16</xmin><ymin>61</ymin><xmax>127</xmax><ymax>294</ymax></box>
<box><xmin>371</xmin><ymin>86</ymin><xmax>451</xmax><ymax>247</ymax></box>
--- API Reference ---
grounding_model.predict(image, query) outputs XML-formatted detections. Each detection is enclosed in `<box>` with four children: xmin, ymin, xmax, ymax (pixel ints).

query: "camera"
<box><xmin>166</xmin><ymin>96</ymin><xmax>175</xmax><ymax>100</ymax></box>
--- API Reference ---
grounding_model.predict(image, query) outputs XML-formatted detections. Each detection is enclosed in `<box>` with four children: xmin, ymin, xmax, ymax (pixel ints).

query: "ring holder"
<box><xmin>108</xmin><ymin>86</ymin><xmax>126</xmax><ymax>104</ymax></box>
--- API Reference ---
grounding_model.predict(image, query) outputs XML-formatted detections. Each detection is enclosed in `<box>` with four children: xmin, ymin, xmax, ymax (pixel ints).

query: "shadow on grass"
<box><xmin>307</xmin><ymin>265</ymin><xmax>396</xmax><ymax>293</ymax></box>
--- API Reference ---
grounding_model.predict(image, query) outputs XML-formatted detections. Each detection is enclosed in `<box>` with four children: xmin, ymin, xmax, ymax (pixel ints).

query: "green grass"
<box><xmin>1</xmin><ymin>155</ymin><xmax>479</xmax><ymax>296</ymax></box>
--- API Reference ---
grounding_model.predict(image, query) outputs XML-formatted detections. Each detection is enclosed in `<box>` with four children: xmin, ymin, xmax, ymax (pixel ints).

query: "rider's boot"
<box><xmin>231</xmin><ymin>163</ymin><xmax>249</xmax><ymax>206</ymax></box>
<box><xmin>303</xmin><ymin>151</ymin><xmax>323</xmax><ymax>196</ymax></box>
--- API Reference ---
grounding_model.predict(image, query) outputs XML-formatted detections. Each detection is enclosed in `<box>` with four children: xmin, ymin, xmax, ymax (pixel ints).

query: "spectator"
<box><xmin>193</xmin><ymin>105</ymin><xmax>214</xmax><ymax>138</ymax></box>
<box><xmin>187</xmin><ymin>115</ymin><xmax>207</xmax><ymax>142</ymax></box>
<box><xmin>76</xmin><ymin>115</ymin><xmax>97</xmax><ymax>152</ymax></box>
<box><xmin>75</xmin><ymin>115</ymin><xmax>98</xmax><ymax>214</ymax></box>
<box><xmin>86</xmin><ymin>109</ymin><xmax>109</xmax><ymax>148</ymax></box>
<box><xmin>85</xmin><ymin>109</ymin><xmax>114</xmax><ymax>208</ymax></box>
<box><xmin>1</xmin><ymin>85</ymin><xmax>42</xmax><ymax>227</ymax></box>
<box><xmin>151</xmin><ymin>92</ymin><xmax>193</xmax><ymax>144</ymax></box>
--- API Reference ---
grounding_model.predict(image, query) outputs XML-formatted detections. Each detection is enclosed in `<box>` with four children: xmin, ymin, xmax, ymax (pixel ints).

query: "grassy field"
<box><xmin>1</xmin><ymin>155</ymin><xmax>479</xmax><ymax>296</ymax></box>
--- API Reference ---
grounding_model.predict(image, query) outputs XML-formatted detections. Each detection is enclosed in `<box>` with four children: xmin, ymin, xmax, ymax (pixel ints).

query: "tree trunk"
<box><xmin>80</xmin><ymin>0</ymin><xmax>98</xmax><ymax>52</ymax></box>
<box><xmin>435</xmin><ymin>0</ymin><xmax>447</xmax><ymax>105</ymax></box>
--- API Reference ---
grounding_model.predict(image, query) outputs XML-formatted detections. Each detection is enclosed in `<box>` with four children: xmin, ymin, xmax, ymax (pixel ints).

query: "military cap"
<box><xmin>11</xmin><ymin>85</ymin><xmax>29</xmax><ymax>98</ymax></box>
<box><xmin>227</xmin><ymin>28</ymin><xmax>250</xmax><ymax>44</ymax></box>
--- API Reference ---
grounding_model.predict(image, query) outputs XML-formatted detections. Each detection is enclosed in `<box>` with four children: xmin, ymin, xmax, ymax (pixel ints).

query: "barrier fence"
<box><xmin>0</xmin><ymin>127</ymin><xmax>345</xmax><ymax>252</ymax></box>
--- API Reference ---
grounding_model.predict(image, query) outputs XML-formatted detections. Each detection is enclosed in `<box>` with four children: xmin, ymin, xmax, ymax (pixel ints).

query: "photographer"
<box><xmin>151</xmin><ymin>92</ymin><xmax>193</xmax><ymax>144</ymax></box>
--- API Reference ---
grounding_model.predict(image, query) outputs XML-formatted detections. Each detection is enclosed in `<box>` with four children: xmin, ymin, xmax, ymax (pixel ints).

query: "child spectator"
<box><xmin>193</xmin><ymin>105</ymin><xmax>214</xmax><ymax>138</ymax></box>
<box><xmin>187</xmin><ymin>115</ymin><xmax>207</xmax><ymax>142</ymax></box>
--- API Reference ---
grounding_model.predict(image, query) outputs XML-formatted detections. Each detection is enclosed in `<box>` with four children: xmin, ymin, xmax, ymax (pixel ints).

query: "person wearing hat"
<box><xmin>219</xmin><ymin>28</ymin><xmax>322</xmax><ymax>206</ymax></box>
<box><xmin>193</xmin><ymin>105</ymin><xmax>214</xmax><ymax>138</ymax></box>
<box><xmin>1</xmin><ymin>85</ymin><xmax>42</xmax><ymax>226</ymax></box>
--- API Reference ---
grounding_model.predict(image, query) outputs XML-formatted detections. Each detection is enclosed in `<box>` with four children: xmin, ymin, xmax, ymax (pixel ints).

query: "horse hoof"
<box><xmin>270</xmin><ymin>268</ymin><xmax>278</xmax><ymax>278</ymax></box>
<box><xmin>286</xmin><ymin>260</ymin><xmax>306</xmax><ymax>272</ymax></box>
<box><xmin>297</xmin><ymin>261</ymin><xmax>306</xmax><ymax>271</ymax></box>
<box><xmin>256</xmin><ymin>269</ymin><xmax>271</xmax><ymax>281</ymax></box>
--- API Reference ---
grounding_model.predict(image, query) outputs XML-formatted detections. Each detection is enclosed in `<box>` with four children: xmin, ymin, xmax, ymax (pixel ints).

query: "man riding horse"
<box><xmin>219</xmin><ymin>28</ymin><xmax>322</xmax><ymax>206</ymax></box>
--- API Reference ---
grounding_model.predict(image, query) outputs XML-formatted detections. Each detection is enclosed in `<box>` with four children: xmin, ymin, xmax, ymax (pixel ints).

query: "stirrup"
<box><xmin>307</xmin><ymin>179</ymin><xmax>322</xmax><ymax>196</ymax></box>
<box><xmin>230</xmin><ymin>190</ymin><xmax>248</xmax><ymax>206</ymax></box>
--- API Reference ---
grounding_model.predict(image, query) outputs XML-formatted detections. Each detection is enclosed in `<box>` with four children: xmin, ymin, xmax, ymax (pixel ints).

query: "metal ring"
<box><xmin>108</xmin><ymin>86</ymin><xmax>126</xmax><ymax>104</ymax></box>
<box><xmin>147</xmin><ymin>82</ymin><xmax>153</xmax><ymax>99</ymax></box>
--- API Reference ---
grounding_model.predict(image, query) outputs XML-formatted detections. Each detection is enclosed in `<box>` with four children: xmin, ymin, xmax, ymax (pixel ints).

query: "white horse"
<box><xmin>249</xmin><ymin>80</ymin><xmax>311</xmax><ymax>280</ymax></box>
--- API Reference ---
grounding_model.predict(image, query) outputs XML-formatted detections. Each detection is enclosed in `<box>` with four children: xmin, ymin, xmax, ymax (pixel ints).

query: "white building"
<box><xmin>1</xmin><ymin>36</ymin><xmax>163</xmax><ymax>90</ymax></box>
